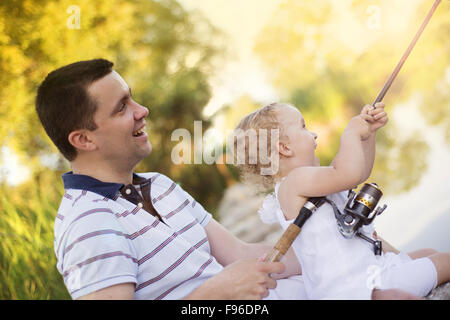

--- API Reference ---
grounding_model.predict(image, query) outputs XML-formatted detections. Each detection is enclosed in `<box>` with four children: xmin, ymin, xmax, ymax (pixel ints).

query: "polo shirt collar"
<box><xmin>62</xmin><ymin>171</ymin><xmax>142</xmax><ymax>200</ymax></box>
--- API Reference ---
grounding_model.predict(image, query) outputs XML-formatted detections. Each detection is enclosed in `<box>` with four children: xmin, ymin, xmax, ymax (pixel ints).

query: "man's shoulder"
<box><xmin>56</xmin><ymin>189</ymin><xmax>119</xmax><ymax>225</ymax></box>
<box><xmin>54</xmin><ymin>189</ymin><xmax>127</xmax><ymax>250</ymax></box>
<box><xmin>61</xmin><ymin>188</ymin><xmax>116</xmax><ymax>205</ymax></box>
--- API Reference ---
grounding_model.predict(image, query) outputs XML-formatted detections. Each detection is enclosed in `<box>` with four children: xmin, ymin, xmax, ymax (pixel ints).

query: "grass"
<box><xmin>0</xmin><ymin>178</ymin><xmax>70</xmax><ymax>299</ymax></box>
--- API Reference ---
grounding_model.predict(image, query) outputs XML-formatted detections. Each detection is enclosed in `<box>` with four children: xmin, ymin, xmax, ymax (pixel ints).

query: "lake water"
<box><xmin>374</xmin><ymin>100</ymin><xmax>450</xmax><ymax>253</ymax></box>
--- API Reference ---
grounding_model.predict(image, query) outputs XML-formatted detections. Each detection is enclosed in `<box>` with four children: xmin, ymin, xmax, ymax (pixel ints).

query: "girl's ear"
<box><xmin>68</xmin><ymin>130</ymin><xmax>97</xmax><ymax>152</ymax></box>
<box><xmin>278</xmin><ymin>141</ymin><xmax>293</xmax><ymax>157</ymax></box>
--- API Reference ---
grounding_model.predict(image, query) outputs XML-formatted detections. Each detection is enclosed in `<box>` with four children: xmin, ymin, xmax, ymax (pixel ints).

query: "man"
<box><xmin>35</xmin><ymin>59</ymin><xmax>302</xmax><ymax>300</ymax></box>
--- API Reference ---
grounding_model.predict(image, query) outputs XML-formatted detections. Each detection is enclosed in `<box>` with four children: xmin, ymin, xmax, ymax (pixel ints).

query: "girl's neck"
<box><xmin>278</xmin><ymin>157</ymin><xmax>298</xmax><ymax>179</ymax></box>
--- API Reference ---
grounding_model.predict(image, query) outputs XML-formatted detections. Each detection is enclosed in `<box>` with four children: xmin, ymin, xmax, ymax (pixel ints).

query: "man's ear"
<box><xmin>278</xmin><ymin>141</ymin><xmax>293</xmax><ymax>157</ymax></box>
<box><xmin>68</xmin><ymin>130</ymin><xmax>97</xmax><ymax>152</ymax></box>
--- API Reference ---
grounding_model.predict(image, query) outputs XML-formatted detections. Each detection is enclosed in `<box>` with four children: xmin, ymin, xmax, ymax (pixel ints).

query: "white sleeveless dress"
<box><xmin>258</xmin><ymin>182</ymin><xmax>437</xmax><ymax>299</ymax></box>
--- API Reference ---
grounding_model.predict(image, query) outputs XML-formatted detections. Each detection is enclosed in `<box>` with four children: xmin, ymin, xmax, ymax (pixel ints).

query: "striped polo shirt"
<box><xmin>54</xmin><ymin>171</ymin><xmax>224</xmax><ymax>299</ymax></box>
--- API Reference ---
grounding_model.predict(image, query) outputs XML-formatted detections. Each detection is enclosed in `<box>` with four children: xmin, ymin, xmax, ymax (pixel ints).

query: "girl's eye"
<box><xmin>119</xmin><ymin>103</ymin><xmax>126</xmax><ymax>112</ymax></box>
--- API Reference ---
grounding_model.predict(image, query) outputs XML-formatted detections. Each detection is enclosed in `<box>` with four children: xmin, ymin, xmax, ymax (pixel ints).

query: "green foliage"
<box><xmin>0</xmin><ymin>0</ymin><xmax>226</xmax><ymax>299</ymax></box>
<box><xmin>0</xmin><ymin>175</ymin><xmax>70</xmax><ymax>299</ymax></box>
<box><xmin>0</xmin><ymin>0</ymin><xmax>228</xmax><ymax>211</ymax></box>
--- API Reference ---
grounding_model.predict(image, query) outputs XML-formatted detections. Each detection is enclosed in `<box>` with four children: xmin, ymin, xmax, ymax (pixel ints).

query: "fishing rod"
<box><xmin>373</xmin><ymin>0</ymin><xmax>441</xmax><ymax>106</ymax></box>
<box><xmin>263</xmin><ymin>0</ymin><xmax>442</xmax><ymax>263</ymax></box>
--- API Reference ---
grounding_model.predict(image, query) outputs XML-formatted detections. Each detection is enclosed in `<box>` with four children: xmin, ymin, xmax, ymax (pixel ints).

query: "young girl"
<box><xmin>233</xmin><ymin>102</ymin><xmax>450</xmax><ymax>299</ymax></box>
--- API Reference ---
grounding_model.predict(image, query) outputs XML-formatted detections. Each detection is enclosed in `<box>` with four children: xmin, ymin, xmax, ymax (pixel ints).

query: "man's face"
<box><xmin>87</xmin><ymin>71</ymin><xmax>152</xmax><ymax>168</ymax></box>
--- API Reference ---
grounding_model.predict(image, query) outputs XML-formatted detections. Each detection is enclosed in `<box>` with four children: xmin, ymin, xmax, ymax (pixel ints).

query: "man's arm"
<box><xmin>204</xmin><ymin>218</ymin><xmax>301</xmax><ymax>278</ymax></box>
<box><xmin>76</xmin><ymin>283</ymin><xmax>135</xmax><ymax>300</ymax></box>
<box><xmin>184</xmin><ymin>258</ymin><xmax>283</xmax><ymax>300</ymax></box>
<box><xmin>73</xmin><ymin>217</ymin><xmax>290</xmax><ymax>301</ymax></box>
<box><xmin>184</xmin><ymin>218</ymin><xmax>296</xmax><ymax>299</ymax></box>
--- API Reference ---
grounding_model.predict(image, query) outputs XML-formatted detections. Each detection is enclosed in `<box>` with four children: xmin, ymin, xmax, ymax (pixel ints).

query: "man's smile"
<box><xmin>132</xmin><ymin>124</ymin><xmax>146</xmax><ymax>137</ymax></box>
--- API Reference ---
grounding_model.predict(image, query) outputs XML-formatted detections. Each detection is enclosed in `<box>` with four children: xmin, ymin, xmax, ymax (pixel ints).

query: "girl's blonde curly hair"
<box><xmin>232</xmin><ymin>102</ymin><xmax>291</xmax><ymax>190</ymax></box>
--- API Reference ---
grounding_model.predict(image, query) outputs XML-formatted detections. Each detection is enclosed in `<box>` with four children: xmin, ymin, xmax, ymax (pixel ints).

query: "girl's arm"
<box><xmin>360</xmin><ymin>103</ymin><xmax>388</xmax><ymax>182</ymax></box>
<box><xmin>361</xmin><ymin>133</ymin><xmax>376</xmax><ymax>182</ymax></box>
<box><xmin>285</xmin><ymin>115</ymin><xmax>371</xmax><ymax>198</ymax></box>
<box><xmin>286</xmin><ymin>102</ymin><xmax>388</xmax><ymax>198</ymax></box>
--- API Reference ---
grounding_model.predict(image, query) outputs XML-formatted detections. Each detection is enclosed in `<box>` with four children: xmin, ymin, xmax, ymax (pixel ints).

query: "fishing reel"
<box><xmin>334</xmin><ymin>183</ymin><xmax>387</xmax><ymax>255</ymax></box>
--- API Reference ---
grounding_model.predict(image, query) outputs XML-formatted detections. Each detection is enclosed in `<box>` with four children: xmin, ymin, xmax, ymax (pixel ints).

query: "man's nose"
<box><xmin>134</xmin><ymin>102</ymin><xmax>149</xmax><ymax>120</ymax></box>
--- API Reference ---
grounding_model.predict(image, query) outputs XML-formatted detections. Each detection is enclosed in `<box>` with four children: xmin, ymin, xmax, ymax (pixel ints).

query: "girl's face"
<box><xmin>277</xmin><ymin>105</ymin><xmax>319</xmax><ymax>167</ymax></box>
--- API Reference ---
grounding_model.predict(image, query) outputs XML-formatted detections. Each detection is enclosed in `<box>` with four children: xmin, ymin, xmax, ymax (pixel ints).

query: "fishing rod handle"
<box><xmin>263</xmin><ymin>197</ymin><xmax>324</xmax><ymax>262</ymax></box>
<box><xmin>263</xmin><ymin>224</ymin><xmax>301</xmax><ymax>262</ymax></box>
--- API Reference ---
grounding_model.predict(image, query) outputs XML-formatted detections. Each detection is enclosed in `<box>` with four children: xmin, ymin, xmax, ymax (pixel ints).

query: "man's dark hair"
<box><xmin>35</xmin><ymin>58</ymin><xmax>114</xmax><ymax>161</ymax></box>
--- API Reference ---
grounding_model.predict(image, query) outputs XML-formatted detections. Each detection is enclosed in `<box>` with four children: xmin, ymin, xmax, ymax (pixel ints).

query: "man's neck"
<box><xmin>71</xmin><ymin>159</ymin><xmax>135</xmax><ymax>185</ymax></box>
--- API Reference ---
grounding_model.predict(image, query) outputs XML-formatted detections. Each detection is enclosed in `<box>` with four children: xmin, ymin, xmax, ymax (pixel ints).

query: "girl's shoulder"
<box><xmin>277</xmin><ymin>177</ymin><xmax>308</xmax><ymax>221</ymax></box>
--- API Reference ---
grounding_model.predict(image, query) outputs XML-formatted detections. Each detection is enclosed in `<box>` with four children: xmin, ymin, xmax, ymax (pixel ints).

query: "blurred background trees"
<box><xmin>0</xmin><ymin>0</ymin><xmax>448</xmax><ymax>299</ymax></box>
<box><xmin>251</xmin><ymin>0</ymin><xmax>449</xmax><ymax>194</ymax></box>
<box><xmin>0</xmin><ymin>0</ymin><xmax>226</xmax><ymax>299</ymax></box>
<box><xmin>0</xmin><ymin>0</ymin><xmax>228</xmax><ymax>211</ymax></box>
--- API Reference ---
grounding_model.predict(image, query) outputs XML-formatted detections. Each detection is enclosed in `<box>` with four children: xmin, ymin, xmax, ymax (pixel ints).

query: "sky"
<box><xmin>178</xmin><ymin>0</ymin><xmax>450</xmax><ymax>252</ymax></box>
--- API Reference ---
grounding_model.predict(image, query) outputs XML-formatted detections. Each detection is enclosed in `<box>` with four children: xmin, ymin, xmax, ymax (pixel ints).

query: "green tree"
<box><xmin>0</xmin><ymin>0</ymin><xmax>228</xmax><ymax>212</ymax></box>
<box><xmin>0</xmin><ymin>0</ymin><xmax>227</xmax><ymax>299</ymax></box>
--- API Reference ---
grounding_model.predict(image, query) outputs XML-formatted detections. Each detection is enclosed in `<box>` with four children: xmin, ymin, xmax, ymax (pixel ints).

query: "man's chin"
<box><xmin>134</xmin><ymin>142</ymin><xmax>152</xmax><ymax>162</ymax></box>
<box><xmin>142</xmin><ymin>142</ymin><xmax>152</xmax><ymax>157</ymax></box>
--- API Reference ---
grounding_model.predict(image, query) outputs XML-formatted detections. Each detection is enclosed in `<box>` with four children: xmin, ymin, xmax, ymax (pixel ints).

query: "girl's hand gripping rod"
<box><xmin>263</xmin><ymin>0</ymin><xmax>442</xmax><ymax>263</ymax></box>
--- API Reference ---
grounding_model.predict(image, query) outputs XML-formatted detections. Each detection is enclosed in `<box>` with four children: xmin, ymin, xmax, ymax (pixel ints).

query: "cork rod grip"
<box><xmin>263</xmin><ymin>224</ymin><xmax>301</xmax><ymax>262</ymax></box>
